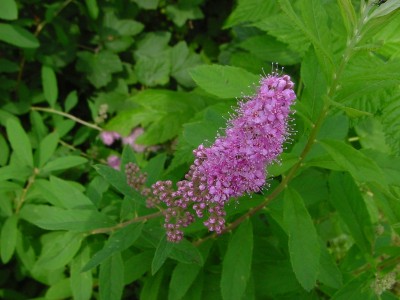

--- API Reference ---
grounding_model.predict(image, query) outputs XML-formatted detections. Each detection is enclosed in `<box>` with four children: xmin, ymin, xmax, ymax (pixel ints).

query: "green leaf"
<box><xmin>82</xmin><ymin>223</ymin><xmax>143</xmax><ymax>272</ymax></box>
<box><xmin>36</xmin><ymin>131</ymin><xmax>59</xmax><ymax>168</ymax></box>
<box><xmin>169</xmin><ymin>263</ymin><xmax>201</xmax><ymax>300</ymax></box>
<box><xmin>152</xmin><ymin>236</ymin><xmax>174</xmax><ymax>275</ymax></box>
<box><xmin>369</xmin><ymin>1</ymin><xmax>400</xmax><ymax>19</ymax></box>
<box><xmin>6</xmin><ymin>118</ymin><xmax>33</xmax><ymax>167</ymax></box>
<box><xmin>331</xmin><ymin>272</ymin><xmax>375</xmax><ymax>300</ymax></box>
<box><xmin>337</xmin><ymin>0</ymin><xmax>357</xmax><ymax>35</ymax></box>
<box><xmin>85</xmin><ymin>0</ymin><xmax>99</xmax><ymax>19</ymax></box>
<box><xmin>134</xmin><ymin>0</ymin><xmax>159</xmax><ymax>10</ymax></box>
<box><xmin>94</xmin><ymin>164</ymin><xmax>144</xmax><ymax>204</ymax></box>
<box><xmin>45</xmin><ymin>278</ymin><xmax>72</xmax><ymax>300</ymax></box>
<box><xmin>239</xmin><ymin>35</ymin><xmax>301</xmax><ymax>65</ymax></box>
<box><xmin>320</xmin><ymin>139</ymin><xmax>387</xmax><ymax>187</ymax></box>
<box><xmin>0</xmin><ymin>0</ymin><xmax>18</xmax><ymax>20</ymax></box>
<box><xmin>224</xmin><ymin>0</ymin><xmax>277</xmax><ymax>28</ymax></box>
<box><xmin>169</xmin><ymin>239</ymin><xmax>203</xmax><ymax>265</ymax></box>
<box><xmin>35</xmin><ymin>231</ymin><xmax>83</xmax><ymax>270</ymax></box>
<box><xmin>124</xmin><ymin>250</ymin><xmax>153</xmax><ymax>284</ymax></box>
<box><xmin>20</xmin><ymin>204</ymin><xmax>115</xmax><ymax>231</ymax></box>
<box><xmin>143</xmin><ymin>154</ymin><xmax>166</xmax><ymax>185</ymax></box>
<box><xmin>0</xmin><ymin>215</ymin><xmax>18</xmax><ymax>263</ymax></box>
<box><xmin>318</xmin><ymin>242</ymin><xmax>343</xmax><ymax>289</ymax></box>
<box><xmin>41</xmin><ymin>65</ymin><xmax>58</xmax><ymax>107</ymax></box>
<box><xmin>283</xmin><ymin>188</ymin><xmax>320</xmax><ymax>291</ymax></box>
<box><xmin>64</xmin><ymin>90</ymin><xmax>78</xmax><ymax>112</ymax></box>
<box><xmin>76</xmin><ymin>51</ymin><xmax>123</xmax><ymax>88</ymax></box>
<box><xmin>221</xmin><ymin>219</ymin><xmax>253</xmax><ymax>300</ymax></box>
<box><xmin>99</xmin><ymin>253</ymin><xmax>125</xmax><ymax>300</ymax></box>
<box><xmin>329</xmin><ymin>172</ymin><xmax>374</xmax><ymax>253</ymax></box>
<box><xmin>190</xmin><ymin>65</ymin><xmax>259</xmax><ymax>99</ymax></box>
<box><xmin>42</xmin><ymin>156</ymin><xmax>88</xmax><ymax>173</ymax></box>
<box><xmin>140</xmin><ymin>269</ymin><xmax>164</xmax><ymax>300</ymax></box>
<box><xmin>166</xmin><ymin>4</ymin><xmax>203</xmax><ymax>27</ymax></box>
<box><xmin>0</xmin><ymin>133</ymin><xmax>10</xmax><ymax>166</ymax></box>
<box><xmin>135</xmin><ymin>56</ymin><xmax>171</xmax><ymax>87</ymax></box>
<box><xmin>36</xmin><ymin>176</ymin><xmax>94</xmax><ymax>209</ymax></box>
<box><xmin>71</xmin><ymin>245</ymin><xmax>93</xmax><ymax>300</ymax></box>
<box><xmin>0</xmin><ymin>23</ymin><xmax>39</xmax><ymax>48</ymax></box>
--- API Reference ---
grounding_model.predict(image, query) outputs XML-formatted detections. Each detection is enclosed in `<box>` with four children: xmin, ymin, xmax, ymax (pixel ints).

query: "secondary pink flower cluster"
<box><xmin>151</xmin><ymin>73</ymin><xmax>296</xmax><ymax>242</ymax></box>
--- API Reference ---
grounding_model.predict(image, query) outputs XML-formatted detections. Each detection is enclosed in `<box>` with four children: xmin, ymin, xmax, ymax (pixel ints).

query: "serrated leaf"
<box><xmin>224</xmin><ymin>0</ymin><xmax>277</xmax><ymax>28</ymax></box>
<box><xmin>318</xmin><ymin>242</ymin><xmax>343</xmax><ymax>289</ymax></box>
<box><xmin>35</xmin><ymin>231</ymin><xmax>83</xmax><ymax>270</ymax></box>
<box><xmin>283</xmin><ymin>188</ymin><xmax>320</xmax><ymax>291</ymax></box>
<box><xmin>20</xmin><ymin>204</ymin><xmax>115</xmax><ymax>231</ymax></box>
<box><xmin>76</xmin><ymin>51</ymin><xmax>123</xmax><ymax>88</ymax></box>
<box><xmin>320</xmin><ymin>139</ymin><xmax>387</xmax><ymax>187</ymax></box>
<box><xmin>135</xmin><ymin>55</ymin><xmax>171</xmax><ymax>87</ymax></box>
<box><xmin>166</xmin><ymin>4</ymin><xmax>203</xmax><ymax>27</ymax></box>
<box><xmin>329</xmin><ymin>172</ymin><xmax>373</xmax><ymax>253</ymax></box>
<box><xmin>221</xmin><ymin>219</ymin><xmax>253</xmax><ymax>300</ymax></box>
<box><xmin>41</xmin><ymin>65</ymin><xmax>58</xmax><ymax>107</ymax></box>
<box><xmin>99</xmin><ymin>253</ymin><xmax>124</xmax><ymax>300</ymax></box>
<box><xmin>0</xmin><ymin>215</ymin><xmax>18</xmax><ymax>263</ymax></box>
<box><xmin>6</xmin><ymin>118</ymin><xmax>33</xmax><ymax>167</ymax></box>
<box><xmin>0</xmin><ymin>0</ymin><xmax>18</xmax><ymax>20</ymax></box>
<box><xmin>0</xmin><ymin>23</ymin><xmax>39</xmax><ymax>48</ymax></box>
<box><xmin>71</xmin><ymin>245</ymin><xmax>93</xmax><ymax>300</ymax></box>
<box><xmin>169</xmin><ymin>263</ymin><xmax>201</xmax><ymax>300</ymax></box>
<box><xmin>94</xmin><ymin>164</ymin><xmax>145</xmax><ymax>204</ymax></box>
<box><xmin>190</xmin><ymin>65</ymin><xmax>259</xmax><ymax>99</ymax></box>
<box><xmin>82</xmin><ymin>223</ymin><xmax>143</xmax><ymax>272</ymax></box>
<box><xmin>152</xmin><ymin>236</ymin><xmax>174</xmax><ymax>275</ymax></box>
<box><xmin>36</xmin><ymin>131</ymin><xmax>59</xmax><ymax>168</ymax></box>
<box><xmin>42</xmin><ymin>156</ymin><xmax>88</xmax><ymax>173</ymax></box>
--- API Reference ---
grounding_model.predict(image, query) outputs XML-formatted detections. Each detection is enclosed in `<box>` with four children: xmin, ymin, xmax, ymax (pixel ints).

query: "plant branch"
<box><xmin>16</xmin><ymin>168</ymin><xmax>39</xmax><ymax>214</ymax></box>
<box><xmin>90</xmin><ymin>211</ymin><xmax>164</xmax><ymax>235</ymax></box>
<box><xmin>31</xmin><ymin>106</ymin><xmax>103</xmax><ymax>131</ymax></box>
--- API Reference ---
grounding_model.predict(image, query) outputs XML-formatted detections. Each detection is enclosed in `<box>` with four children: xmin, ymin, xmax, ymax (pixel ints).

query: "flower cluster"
<box><xmin>132</xmin><ymin>73</ymin><xmax>296</xmax><ymax>242</ymax></box>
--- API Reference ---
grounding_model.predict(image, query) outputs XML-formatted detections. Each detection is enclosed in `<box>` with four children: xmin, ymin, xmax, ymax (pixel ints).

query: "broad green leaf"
<box><xmin>169</xmin><ymin>263</ymin><xmax>201</xmax><ymax>300</ymax></box>
<box><xmin>20</xmin><ymin>204</ymin><xmax>115</xmax><ymax>231</ymax></box>
<box><xmin>71</xmin><ymin>245</ymin><xmax>93</xmax><ymax>300</ymax></box>
<box><xmin>6</xmin><ymin>118</ymin><xmax>33</xmax><ymax>167</ymax></box>
<box><xmin>318</xmin><ymin>242</ymin><xmax>343</xmax><ymax>289</ymax></box>
<box><xmin>224</xmin><ymin>0</ymin><xmax>277</xmax><ymax>28</ymax></box>
<box><xmin>94</xmin><ymin>164</ymin><xmax>144</xmax><ymax>204</ymax></box>
<box><xmin>85</xmin><ymin>0</ymin><xmax>99</xmax><ymax>19</ymax></box>
<box><xmin>169</xmin><ymin>239</ymin><xmax>203</xmax><ymax>265</ymax></box>
<box><xmin>239</xmin><ymin>35</ymin><xmax>301</xmax><ymax>65</ymax></box>
<box><xmin>140</xmin><ymin>269</ymin><xmax>164</xmax><ymax>300</ymax></box>
<box><xmin>102</xmin><ymin>12</ymin><xmax>144</xmax><ymax>36</ymax></box>
<box><xmin>35</xmin><ymin>231</ymin><xmax>83</xmax><ymax>270</ymax></box>
<box><xmin>0</xmin><ymin>23</ymin><xmax>39</xmax><ymax>48</ymax></box>
<box><xmin>143</xmin><ymin>154</ymin><xmax>166</xmax><ymax>185</ymax></box>
<box><xmin>124</xmin><ymin>250</ymin><xmax>153</xmax><ymax>284</ymax></box>
<box><xmin>64</xmin><ymin>90</ymin><xmax>78</xmax><ymax>112</ymax></box>
<box><xmin>36</xmin><ymin>176</ymin><xmax>94</xmax><ymax>209</ymax></box>
<box><xmin>76</xmin><ymin>51</ymin><xmax>123</xmax><ymax>88</ymax></box>
<box><xmin>329</xmin><ymin>172</ymin><xmax>374</xmax><ymax>253</ymax></box>
<box><xmin>166</xmin><ymin>4</ymin><xmax>203</xmax><ymax>27</ymax></box>
<box><xmin>99</xmin><ymin>253</ymin><xmax>125</xmax><ymax>300</ymax></box>
<box><xmin>299</xmin><ymin>49</ymin><xmax>327</xmax><ymax>122</ymax></box>
<box><xmin>283</xmin><ymin>188</ymin><xmax>320</xmax><ymax>291</ymax></box>
<box><xmin>135</xmin><ymin>32</ymin><xmax>170</xmax><ymax>59</ymax></box>
<box><xmin>0</xmin><ymin>0</ymin><xmax>18</xmax><ymax>20</ymax></box>
<box><xmin>45</xmin><ymin>278</ymin><xmax>72</xmax><ymax>300</ymax></box>
<box><xmin>190</xmin><ymin>65</ymin><xmax>259</xmax><ymax>99</ymax></box>
<box><xmin>42</xmin><ymin>156</ymin><xmax>88</xmax><ymax>173</ymax></box>
<box><xmin>135</xmin><ymin>56</ymin><xmax>171</xmax><ymax>87</ymax></box>
<box><xmin>41</xmin><ymin>65</ymin><xmax>58</xmax><ymax>107</ymax></box>
<box><xmin>0</xmin><ymin>215</ymin><xmax>18</xmax><ymax>263</ymax></box>
<box><xmin>36</xmin><ymin>131</ymin><xmax>59</xmax><ymax>168</ymax></box>
<box><xmin>0</xmin><ymin>165</ymin><xmax>31</xmax><ymax>181</ymax></box>
<box><xmin>82</xmin><ymin>223</ymin><xmax>143</xmax><ymax>272</ymax></box>
<box><xmin>221</xmin><ymin>219</ymin><xmax>253</xmax><ymax>300</ymax></box>
<box><xmin>320</xmin><ymin>139</ymin><xmax>387</xmax><ymax>187</ymax></box>
<box><xmin>152</xmin><ymin>236</ymin><xmax>174</xmax><ymax>275</ymax></box>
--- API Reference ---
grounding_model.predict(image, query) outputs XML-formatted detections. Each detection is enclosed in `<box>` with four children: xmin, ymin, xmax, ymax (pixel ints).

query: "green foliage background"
<box><xmin>1</xmin><ymin>0</ymin><xmax>400</xmax><ymax>299</ymax></box>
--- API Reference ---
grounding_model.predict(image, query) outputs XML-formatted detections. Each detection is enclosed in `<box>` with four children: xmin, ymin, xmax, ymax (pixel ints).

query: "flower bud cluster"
<box><xmin>133</xmin><ymin>73</ymin><xmax>296</xmax><ymax>242</ymax></box>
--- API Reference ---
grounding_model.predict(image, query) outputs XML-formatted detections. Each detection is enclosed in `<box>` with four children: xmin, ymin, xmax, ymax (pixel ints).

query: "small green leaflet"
<box><xmin>41</xmin><ymin>65</ymin><xmax>58</xmax><ymax>107</ymax></box>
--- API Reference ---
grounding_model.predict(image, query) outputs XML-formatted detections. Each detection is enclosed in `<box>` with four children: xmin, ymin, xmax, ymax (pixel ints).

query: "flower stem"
<box><xmin>31</xmin><ymin>106</ymin><xmax>103</xmax><ymax>131</ymax></box>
